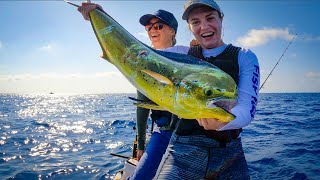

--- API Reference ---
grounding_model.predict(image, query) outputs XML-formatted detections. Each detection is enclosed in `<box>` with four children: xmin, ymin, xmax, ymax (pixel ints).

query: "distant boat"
<box><xmin>49</xmin><ymin>92</ymin><xmax>54</xmax><ymax>94</ymax></box>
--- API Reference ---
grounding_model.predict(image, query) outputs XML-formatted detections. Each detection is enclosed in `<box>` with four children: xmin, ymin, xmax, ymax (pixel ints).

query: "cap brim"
<box><xmin>182</xmin><ymin>3</ymin><xmax>217</xmax><ymax>20</ymax></box>
<box><xmin>139</xmin><ymin>14</ymin><xmax>158</xmax><ymax>26</ymax></box>
<box><xmin>139</xmin><ymin>13</ymin><xmax>177</xmax><ymax>33</ymax></box>
<box><xmin>140</xmin><ymin>14</ymin><xmax>170</xmax><ymax>27</ymax></box>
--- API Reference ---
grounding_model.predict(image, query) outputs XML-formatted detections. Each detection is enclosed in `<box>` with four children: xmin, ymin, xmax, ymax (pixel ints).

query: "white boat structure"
<box><xmin>112</xmin><ymin>135</ymin><xmax>141</xmax><ymax>180</ymax></box>
<box><xmin>113</xmin><ymin>158</ymin><xmax>138</xmax><ymax>180</ymax></box>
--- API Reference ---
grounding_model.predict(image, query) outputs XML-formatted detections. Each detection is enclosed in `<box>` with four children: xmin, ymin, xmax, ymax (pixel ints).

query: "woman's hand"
<box><xmin>77</xmin><ymin>3</ymin><xmax>102</xmax><ymax>21</ymax></box>
<box><xmin>197</xmin><ymin>100</ymin><xmax>236</xmax><ymax>130</ymax></box>
<box><xmin>137</xmin><ymin>150</ymin><xmax>144</xmax><ymax>161</ymax></box>
<box><xmin>189</xmin><ymin>39</ymin><xmax>199</xmax><ymax>46</ymax></box>
<box><xmin>197</xmin><ymin>118</ymin><xmax>227</xmax><ymax>130</ymax></box>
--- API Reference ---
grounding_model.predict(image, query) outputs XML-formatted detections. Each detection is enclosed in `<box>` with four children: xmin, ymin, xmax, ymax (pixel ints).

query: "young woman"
<box><xmin>132</xmin><ymin>9</ymin><xmax>188</xmax><ymax>180</ymax></box>
<box><xmin>154</xmin><ymin>0</ymin><xmax>260</xmax><ymax>179</ymax></box>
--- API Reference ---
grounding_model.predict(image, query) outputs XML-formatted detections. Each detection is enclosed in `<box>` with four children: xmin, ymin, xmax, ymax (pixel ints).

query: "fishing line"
<box><xmin>259</xmin><ymin>34</ymin><xmax>297</xmax><ymax>90</ymax></box>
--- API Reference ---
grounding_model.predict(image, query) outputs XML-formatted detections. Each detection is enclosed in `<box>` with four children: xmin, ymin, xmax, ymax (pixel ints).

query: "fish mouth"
<box><xmin>206</xmin><ymin>97</ymin><xmax>237</xmax><ymax>112</ymax></box>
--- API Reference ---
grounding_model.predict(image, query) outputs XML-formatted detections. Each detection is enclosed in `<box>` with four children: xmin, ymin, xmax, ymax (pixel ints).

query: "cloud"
<box><xmin>236</xmin><ymin>28</ymin><xmax>295</xmax><ymax>48</ymax></box>
<box><xmin>95</xmin><ymin>72</ymin><xmax>123</xmax><ymax>78</ymax></box>
<box><xmin>135</xmin><ymin>31</ymin><xmax>150</xmax><ymax>44</ymax></box>
<box><xmin>0</xmin><ymin>71</ymin><xmax>135</xmax><ymax>94</ymax></box>
<box><xmin>299</xmin><ymin>34</ymin><xmax>320</xmax><ymax>41</ymax></box>
<box><xmin>305</xmin><ymin>71</ymin><xmax>320</xmax><ymax>79</ymax></box>
<box><xmin>0</xmin><ymin>72</ymin><xmax>126</xmax><ymax>82</ymax></box>
<box><xmin>38</xmin><ymin>43</ymin><xmax>55</xmax><ymax>52</ymax></box>
<box><xmin>136</xmin><ymin>31</ymin><xmax>148</xmax><ymax>39</ymax></box>
<box><xmin>290</xmin><ymin>53</ymin><xmax>297</xmax><ymax>58</ymax></box>
<box><xmin>0</xmin><ymin>74</ymin><xmax>32</xmax><ymax>81</ymax></box>
<box><xmin>0</xmin><ymin>40</ymin><xmax>2</xmax><ymax>49</ymax></box>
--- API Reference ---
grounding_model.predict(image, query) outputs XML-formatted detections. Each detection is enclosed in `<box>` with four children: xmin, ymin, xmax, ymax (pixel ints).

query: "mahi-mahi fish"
<box><xmin>67</xmin><ymin>2</ymin><xmax>238</xmax><ymax>122</ymax></box>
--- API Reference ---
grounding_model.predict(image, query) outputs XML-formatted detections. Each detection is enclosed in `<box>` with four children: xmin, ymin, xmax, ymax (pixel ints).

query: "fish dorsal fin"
<box><xmin>141</xmin><ymin>70</ymin><xmax>173</xmax><ymax>86</ymax></box>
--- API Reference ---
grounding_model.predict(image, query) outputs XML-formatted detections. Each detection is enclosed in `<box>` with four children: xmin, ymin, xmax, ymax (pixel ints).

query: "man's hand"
<box><xmin>137</xmin><ymin>150</ymin><xmax>144</xmax><ymax>161</ymax></box>
<box><xmin>77</xmin><ymin>3</ymin><xmax>102</xmax><ymax>21</ymax></box>
<box><xmin>197</xmin><ymin>118</ymin><xmax>227</xmax><ymax>130</ymax></box>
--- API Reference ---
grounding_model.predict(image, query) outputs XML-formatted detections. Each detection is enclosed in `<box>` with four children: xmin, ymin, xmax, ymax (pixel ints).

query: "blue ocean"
<box><xmin>0</xmin><ymin>93</ymin><xmax>319</xmax><ymax>180</ymax></box>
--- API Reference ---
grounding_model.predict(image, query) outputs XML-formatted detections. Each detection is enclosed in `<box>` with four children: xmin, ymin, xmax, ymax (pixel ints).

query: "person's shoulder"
<box><xmin>174</xmin><ymin>45</ymin><xmax>189</xmax><ymax>50</ymax></box>
<box><xmin>163</xmin><ymin>45</ymin><xmax>189</xmax><ymax>54</ymax></box>
<box><xmin>238</xmin><ymin>47</ymin><xmax>258</xmax><ymax>61</ymax></box>
<box><xmin>238</xmin><ymin>47</ymin><xmax>255</xmax><ymax>55</ymax></box>
<box><xmin>237</xmin><ymin>47</ymin><xmax>259</xmax><ymax>67</ymax></box>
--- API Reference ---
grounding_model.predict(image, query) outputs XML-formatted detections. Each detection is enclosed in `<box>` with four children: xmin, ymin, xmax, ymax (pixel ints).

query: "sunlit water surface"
<box><xmin>0</xmin><ymin>93</ymin><xmax>319</xmax><ymax>180</ymax></box>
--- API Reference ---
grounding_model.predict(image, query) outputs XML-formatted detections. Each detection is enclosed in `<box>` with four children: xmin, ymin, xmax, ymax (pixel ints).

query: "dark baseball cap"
<box><xmin>182</xmin><ymin>0</ymin><xmax>224</xmax><ymax>20</ymax></box>
<box><xmin>139</xmin><ymin>9</ymin><xmax>178</xmax><ymax>33</ymax></box>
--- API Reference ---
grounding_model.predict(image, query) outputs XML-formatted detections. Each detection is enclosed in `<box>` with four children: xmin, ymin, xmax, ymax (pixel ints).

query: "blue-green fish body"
<box><xmin>88</xmin><ymin>9</ymin><xmax>237</xmax><ymax>122</ymax></box>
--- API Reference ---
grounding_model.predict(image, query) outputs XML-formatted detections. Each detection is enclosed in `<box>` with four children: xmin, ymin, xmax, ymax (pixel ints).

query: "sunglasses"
<box><xmin>145</xmin><ymin>22</ymin><xmax>165</xmax><ymax>32</ymax></box>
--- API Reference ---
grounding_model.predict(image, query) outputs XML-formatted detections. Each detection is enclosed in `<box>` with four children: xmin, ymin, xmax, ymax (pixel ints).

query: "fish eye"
<box><xmin>204</xmin><ymin>89</ymin><xmax>213</xmax><ymax>97</ymax></box>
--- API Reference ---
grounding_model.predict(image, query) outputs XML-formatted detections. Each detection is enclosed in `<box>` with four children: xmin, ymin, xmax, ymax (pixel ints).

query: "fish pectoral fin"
<box><xmin>128</xmin><ymin>96</ymin><xmax>144</xmax><ymax>102</ymax></box>
<box><xmin>134</xmin><ymin>102</ymin><xmax>166</xmax><ymax>111</ymax></box>
<box><xmin>129</xmin><ymin>96</ymin><xmax>165</xmax><ymax>110</ymax></box>
<box><xmin>141</xmin><ymin>70</ymin><xmax>173</xmax><ymax>86</ymax></box>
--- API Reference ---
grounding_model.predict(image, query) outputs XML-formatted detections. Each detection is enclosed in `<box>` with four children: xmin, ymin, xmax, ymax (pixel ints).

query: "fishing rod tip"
<box><xmin>64</xmin><ymin>0</ymin><xmax>80</xmax><ymax>8</ymax></box>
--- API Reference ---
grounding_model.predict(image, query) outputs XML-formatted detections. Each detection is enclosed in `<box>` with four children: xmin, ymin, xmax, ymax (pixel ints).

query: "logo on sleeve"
<box><xmin>250</xmin><ymin>65</ymin><xmax>259</xmax><ymax>118</ymax></box>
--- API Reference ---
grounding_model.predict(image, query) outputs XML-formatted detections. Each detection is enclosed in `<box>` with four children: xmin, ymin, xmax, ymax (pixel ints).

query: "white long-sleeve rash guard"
<box><xmin>163</xmin><ymin>44</ymin><xmax>260</xmax><ymax>130</ymax></box>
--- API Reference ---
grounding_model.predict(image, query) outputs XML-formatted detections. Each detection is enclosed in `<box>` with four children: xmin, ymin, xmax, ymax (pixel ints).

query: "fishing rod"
<box><xmin>110</xmin><ymin>153</ymin><xmax>130</xmax><ymax>159</ymax></box>
<box><xmin>64</xmin><ymin>0</ymin><xmax>91</xmax><ymax>8</ymax></box>
<box><xmin>64</xmin><ymin>0</ymin><xmax>80</xmax><ymax>7</ymax></box>
<box><xmin>259</xmin><ymin>34</ymin><xmax>297</xmax><ymax>90</ymax></box>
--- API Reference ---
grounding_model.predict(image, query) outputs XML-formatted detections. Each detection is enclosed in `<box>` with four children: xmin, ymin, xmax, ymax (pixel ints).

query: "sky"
<box><xmin>0</xmin><ymin>0</ymin><xmax>319</xmax><ymax>94</ymax></box>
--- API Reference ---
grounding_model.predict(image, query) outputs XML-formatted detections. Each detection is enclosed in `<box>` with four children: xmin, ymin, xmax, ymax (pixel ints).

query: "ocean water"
<box><xmin>0</xmin><ymin>93</ymin><xmax>319</xmax><ymax>180</ymax></box>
